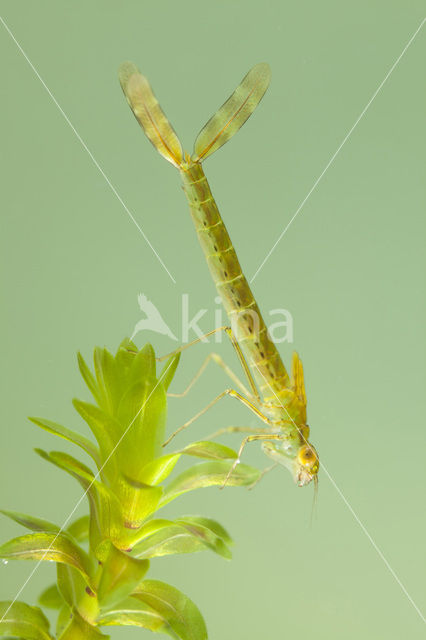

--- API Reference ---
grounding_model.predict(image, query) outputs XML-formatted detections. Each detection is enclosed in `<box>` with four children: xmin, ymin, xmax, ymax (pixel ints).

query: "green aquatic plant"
<box><xmin>0</xmin><ymin>339</ymin><xmax>260</xmax><ymax>638</ymax></box>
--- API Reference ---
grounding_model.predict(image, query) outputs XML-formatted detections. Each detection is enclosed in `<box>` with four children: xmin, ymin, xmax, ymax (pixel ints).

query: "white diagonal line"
<box><xmin>323</xmin><ymin>466</ymin><xmax>426</xmax><ymax>623</ymax></box>
<box><xmin>250</xmin><ymin>17</ymin><xmax>425</xmax><ymax>283</ymax></box>
<box><xmin>0</xmin><ymin>357</ymin><xmax>175</xmax><ymax>623</ymax></box>
<box><xmin>250</xmin><ymin>361</ymin><xmax>425</xmax><ymax>623</ymax></box>
<box><xmin>0</xmin><ymin>14</ymin><xmax>176</xmax><ymax>284</ymax></box>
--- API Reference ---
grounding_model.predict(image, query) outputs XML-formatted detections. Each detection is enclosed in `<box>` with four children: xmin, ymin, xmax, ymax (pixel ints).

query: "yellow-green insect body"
<box><xmin>119</xmin><ymin>62</ymin><xmax>319</xmax><ymax>487</ymax></box>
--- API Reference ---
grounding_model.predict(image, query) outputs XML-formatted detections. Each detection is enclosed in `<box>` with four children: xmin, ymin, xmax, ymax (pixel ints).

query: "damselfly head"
<box><xmin>261</xmin><ymin>440</ymin><xmax>319</xmax><ymax>487</ymax></box>
<box><xmin>296</xmin><ymin>444</ymin><xmax>319</xmax><ymax>487</ymax></box>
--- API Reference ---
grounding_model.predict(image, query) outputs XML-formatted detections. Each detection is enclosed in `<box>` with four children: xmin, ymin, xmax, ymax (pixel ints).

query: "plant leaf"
<box><xmin>57</xmin><ymin>563</ymin><xmax>87</xmax><ymax>609</ymax></box>
<box><xmin>97</xmin><ymin>542</ymin><xmax>149</xmax><ymax>609</ymax></box>
<box><xmin>115</xmin><ymin>477</ymin><xmax>163</xmax><ymax>530</ymax></box>
<box><xmin>29</xmin><ymin>417</ymin><xmax>100</xmax><ymax>467</ymax></box>
<box><xmin>35</xmin><ymin>449</ymin><xmax>123</xmax><ymax>555</ymax></box>
<box><xmin>136</xmin><ymin>441</ymin><xmax>238</xmax><ymax>488</ymax></box>
<box><xmin>96</xmin><ymin>346</ymin><xmax>124</xmax><ymax>415</ymax></box>
<box><xmin>115</xmin><ymin>338</ymin><xmax>138</xmax><ymax>374</ymax></box>
<box><xmin>179</xmin><ymin>440</ymin><xmax>237</xmax><ymax>461</ymax></box>
<box><xmin>174</xmin><ymin>518</ymin><xmax>232</xmax><ymax>559</ymax></box>
<box><xmin>137</xmin><ymin>453</ymin><xmax>181</xmax><ymax>486</ymax></box>
<box><xmin>93</xmin><ymin>347</ymin><xmax>116</xmax><ymax>414</ymax></box>
<box><xmin>133</xmin><ymin>579</ymin><xmax>207</xmax><ymax>640</ymax></box>
<box><xmin>77</xmin><ymin>351</ymin><xmax>101</xmax><ymax>405</ymax></box>
<box><xmin>0</xmin><ymin>532</ymin><xmax>93</xmax><ymax>588</ymax></box>
<box><xmin>0</xmin><ymin>600</ymin><xmax>52</xmax><ymax>639</ymax></box>
<box><xmin>66</xmin><ymin>515</ymin><xmax>90</xmax><ymax>542</ymax></box>
<box><xmin>58</xmin><ymin>610</ymin><xmax>109</xmax><ymax>638</ymax></box>
<box><xmin>56</xmin><ymin>605</ymin><xmax>72</xmax><ymax>637</ymax></box>
<box><xmin>0</xmin><ymin>509</ymin><xmax>59</xmax><ymax>533</ymax></box>
<box><xmin>72</xmin><ymin>399</ymin><xmax>118</xmax><ymax>469</ymax></box>
<box><xmin>131</xmin><ymin>516</ymin><xmax>232</xmax><ymax>559</ymax></box>
<box><xmin>126</xmin><ymin>518</ymin><xmax>174</xmax><ymax>547</ymax></box>
<box><xmin>115</xmin><ymin>379</ymin><xmax>167</xmax><ymax>477</ymax></box>
<box><xmin>159</xmin><ymin>353</ymin><xmax>181</xmax><ymax>392</ymax></box>
<box><xmin>127</xmin><ymin>343</ymin><xmax>156</xmax><ymax>389</ymax></box>
<box><xmin>161</xmin><ymin>461</ymin><xmax>261</xmax><ymax>506</ymax></box>
<box><xmin>131</xmin><ymin>523</ymin><xmax>207</xmax><ymax>559</ymax></box>
<box><xmin>38</xmin><ymin>583</ymin><xmax>64</xmax><ymax>609</ymax></box>
<box><xmin>97</xmin><ymin>596</ymin><xmax>166</xmax><ymax>632</ymax></box>
<box><xmin>178</xmin><ymin>515</ymin><xmax>233</xmax><ymax>546</ymax></box>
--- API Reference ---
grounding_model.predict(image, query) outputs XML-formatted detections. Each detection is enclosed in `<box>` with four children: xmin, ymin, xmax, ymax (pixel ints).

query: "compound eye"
<box><xmin>297</xmin><ymin>445</ymin><xmax>318</xmax><ymax>470</ymax></box>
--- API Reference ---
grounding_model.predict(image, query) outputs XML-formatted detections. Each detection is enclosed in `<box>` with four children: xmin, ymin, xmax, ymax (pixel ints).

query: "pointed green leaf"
<box><xmin>97</xmin><ymin>597</ymin><xmax>166</xmax><ymax>632</ymax></box>
<box><xmin>175</xmin><ymin>519</ymin><xmax>231</xmax><ymax>559</ymax></box>
<box><xmin>133</xmin><ymin>580</ymin><xmax>207</xmax><ymax>640</ymax></box>
<box><xmin>77</xmin><ymin>351</ymin><xmax>101</xmax><ymax>405</ymax></box>
<box><xmin>58</xmin><ymin>611</ymin><xmax>109</xmax><ymax>639</ymax></box>
<box><xmin>28</xmin><ymin>417</ymin><xmax>100</xmax><ymax>467</ymax></box>
<box><xmin>135</xmin><ymin>441</ymin><xmax>238</xmax><ymax>490</ymax></box>
<box><xmin>128</xmin><ymin>343</ymin><xmax>156</xmax><ymax>388</ymax></box>
<box><xmin>66</xmin><ymin>515</ymin><xmax>90</xmax><ymax>542</ymax></box>
<box><xmin>131</xmin><ymin>517</ymin><xmax>231</xmax><ymax>560</ymax></box>
<box><xmin>0</xmin><ymin>509</ymin><xmax>59</xmax><ymax>533</ymax></box>
<box><xmin>136</xmin><ymin>441</ymin><xmax>238</xmax><ymax>488</ymax></box>
<box><xmin>179</xmin><ymin>440</ymin><xmax>237</xmax><ymax>461</ymax></box>
<box><xmin>57</xmin><ymin>563</ymin><xmax>87</xmax><ymax>609</ymax></box>
<box><xmin>114</xmin><ymin>340</ymin><xmax>139</xmax><ymax>385</ymax></box>
<box><xmin>131</xmin><ymin>523</ymin><xmax>206</xmax><ymax>559</ymax></box>
<box><xmin>93</xmin><ymin>347</ymin><xmax>116</xmax><ymax>414</ymax></box>
<box><xmin>76</xmin><ymin>343</ymin><xmax>168</xmax><ymax>483</ymax></box>
<box><xmin>137</xmin><ymin>453</ymin><xmax>181</xmax><ymax>486</ymax></box>
<box><xmin>0</xmin><ymin>533</ymin><xmax>93</xmax><ymax>587</ymax></box>
<box><xmin>159</xmin><ymin>353</ymin><xmax>180</xmax><ymax>392</ymax></box>
<box><xmin>116</xmin><ymin>337</ymin><xmax>138</xmax><ymax>359</ymax></box>
<box><xmin>115</xmin><ymin>476</ymin><xmax>163</xmax><ymax>530</ymax></box>
<box><xmin>38</xmin><ymin>584</ymin><xmax>63</xmax><ymax>610</ymax></box>
<box><xmin>94</xmin><ymin>347</ymin><xmax>122</xmax><ymax>415</ymax></box>
<box><xmin>128</xmin><ymin>518</ymin><xmax>174</xmax><ymax>545</ymax></box>
<box><xmin>161</xmin><ymin>461</ymin><xmax>261</xmax><ymax>506</ymax></box>
<box><xmin>0</xmin><ymin>600</ymin><xmax>52</xmax><ymax>639</ymax></box>
<box><xmin>35</xmin><ymin>447</ymin><xmax>94</xmax><ymax>478</ymax></box>
<box><xmin>115</xmin><ymin>379</ymin><xmax>167</xmax><ymax>477</ymax></box>
<box><xmin>178</xmin><ymin>516</ymin><xmax>233</xmax><ymax>546</ymax></box>
<box><xmin>35</xmin><ymin>449</ymin><xmax>123</xmax><ymax>556</ymax></box>
<box><xmin>56</xmin><ymin>605</ymin><xmax>72</xmax><ymax>636</ymax></box>
<box><xmin>72</xmin><ymin>399</ymin><xmax>118</xmax><ymax>464</ymax></box>
<box><xmin>97</xmin><ymin>542</ymin><xmax>149</xmax><ymax>609</ymax></box>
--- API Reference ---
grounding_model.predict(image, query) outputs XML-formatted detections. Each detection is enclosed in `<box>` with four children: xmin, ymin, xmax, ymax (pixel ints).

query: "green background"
<box><xmin>1</xmin><ymin>1</ymin><xmax>425</xmax><ymax>638</ymax></box>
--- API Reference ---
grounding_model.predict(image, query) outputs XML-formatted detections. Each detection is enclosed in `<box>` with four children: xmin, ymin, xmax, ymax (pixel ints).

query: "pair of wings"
<box><xmin>118</xmin><ymin>61</ymin><xmax>271</xmax><ymax>169</ymax></box>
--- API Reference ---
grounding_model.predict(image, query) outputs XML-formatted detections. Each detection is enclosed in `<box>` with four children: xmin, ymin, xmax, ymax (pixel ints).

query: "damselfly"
<box><xmin>119</xmin><ymin>62</ymin><xmax>319</xmax><ymax>488</ymax></box>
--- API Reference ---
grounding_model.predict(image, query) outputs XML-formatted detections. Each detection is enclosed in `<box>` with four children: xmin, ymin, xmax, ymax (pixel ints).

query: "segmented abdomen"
<box><xmin>180</xmin><ymin>162</ymin><xmax>289</xmax><ymax>401</ymax></box>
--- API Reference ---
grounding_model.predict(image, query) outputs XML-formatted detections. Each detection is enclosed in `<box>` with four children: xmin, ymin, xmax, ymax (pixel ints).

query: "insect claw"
<box><xmin>162</xmin><ymin>433</ymin><xmax>175</xmax><ymax>447</ymax></box>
